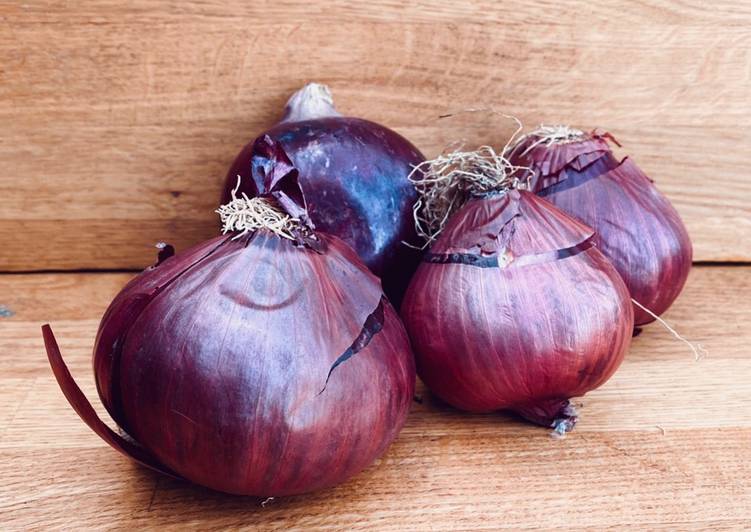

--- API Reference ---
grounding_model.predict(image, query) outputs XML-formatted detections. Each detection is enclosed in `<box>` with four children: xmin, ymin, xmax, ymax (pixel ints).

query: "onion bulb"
<box><xmin>222</xmin><ymin>82</ymin><xmax>425</xmax><ymax>306</ymax></box>
<box><xmin>43</xmin><ymin>138</ymin><xmax>415</xmax><ymax>496</ymax></box>
<box><xmin>401</xmin><ymin>144</ymin><xmax>633</xmax><ymax>432</ymax></box>
<box><xmin>508</xmin><ymin>126</ymin><xmax>692</xmax><ymax>325</ymax></box>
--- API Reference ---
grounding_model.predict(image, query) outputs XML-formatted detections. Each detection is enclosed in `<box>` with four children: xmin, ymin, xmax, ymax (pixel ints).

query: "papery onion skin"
<box><xmin>45</xmin><ymin>143</ymin><xmax>416</xmax><ymax>496</ymax></box>
<box><xmin>222</xmin><ymin>83</ymin><xmax>425</xmax><ymax>306</ymax></box>
<box><xmin>401</xmin><ymin>190</ymin><xmax>633</xmax><ymax>428</ymax></box>
<box><xmin>509</xmin><ymin>131</ymin><xmax>692</xmax><ymax>325</ymax></box>
<box><xmin>48</xmin><ymin>232</ymin><xmax>415</xmax><ymax>496</ymax></box>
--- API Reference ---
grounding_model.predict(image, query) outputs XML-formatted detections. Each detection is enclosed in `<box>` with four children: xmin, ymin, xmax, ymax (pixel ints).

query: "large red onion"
<box><xmin>508</xmin><ymin>126</ymin><xmax>692</xmax><ymax>325</ymax></box>
<box><xmin>222</xmin><ymin>83</ymin><xmax>425</xmax><ymax>305</ymax></box>
<box><xmin>401</xmin><ymin>186</ymin><xmax>633</xmax><ymax>432</ymax></box>
<box><xmin>43</xmin><ymin>138</ymin><xmax>415</xmax><ymax>496</ymax></box>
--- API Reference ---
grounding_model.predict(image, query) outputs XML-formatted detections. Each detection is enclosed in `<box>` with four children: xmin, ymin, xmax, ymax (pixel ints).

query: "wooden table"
<box><xmin>1</xmin><ymin>1</ymin><xmax>750</xmax><ymax>529</ymax></box>
<box><xmin>1</xmin><ymin>269</ymin><xmax>750</xmax><ymax>529</ymax></box>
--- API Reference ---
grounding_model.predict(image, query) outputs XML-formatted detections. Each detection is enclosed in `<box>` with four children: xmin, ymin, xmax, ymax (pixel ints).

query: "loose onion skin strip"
<box><xmin>43</xmin><ymin>325</ymin><xmax>180</xmax><ymax>479</ymax></box>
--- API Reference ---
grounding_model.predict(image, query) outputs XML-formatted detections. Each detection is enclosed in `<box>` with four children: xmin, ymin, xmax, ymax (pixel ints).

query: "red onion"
<box><xmin>222</xmin><ymin>83</ymin><xmax>425</xmax><ymax>305</ymax></box>
<box><xmin>508</xmin><ymin>126</ymin><xmax>692</xmax><ymax>326</ymax></box>
<box><xmin>401</xmin><ymin>146</ymin><xmax>633</xmax><ymax>432</ymax></box>
<box><xmin>43</xmin><ymin>138</ymin><xmax>415</xmax><ymax>496</ymax></box>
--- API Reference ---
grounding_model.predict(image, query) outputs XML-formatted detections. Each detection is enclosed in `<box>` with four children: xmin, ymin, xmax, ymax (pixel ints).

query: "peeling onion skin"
<box><xmin>52</xmin><ymin>234</ymin><xmax>415</xmax><ymax>495</ymax></box>
<box><xmin>509</xmin><ymin>131</ymin><xmax>692</xmax><ymax>325</ymax></box>
<box><xmin>222</xmin><ymin>83</ymin><xmax>425</xmax><ymax>307</ymax></box>
<box><xmin>400</xmin><ymin>191</ymin><xmax>633</xmax><ymax>429</ymax></box>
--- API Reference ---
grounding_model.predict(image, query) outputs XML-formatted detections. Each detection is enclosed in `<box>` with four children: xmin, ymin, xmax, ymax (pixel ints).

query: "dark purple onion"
<box><xmin>401</xmin><ymin>190</ymin><xmax>633</xmax><ymax>432</ymax></box>
<box><xmin>509</xmin><ymin>127</ymin><xmax>692</xmax><ymax>325</ymax></box>
<box><xmin>222</xmin><ymin>83</ymin><xmax>425</xmax><ymax>306</ymax></box>
<box><xmin>43</xmin><ymin>141</ymin><xmax>415</xmax><ymax>496</ymax></box>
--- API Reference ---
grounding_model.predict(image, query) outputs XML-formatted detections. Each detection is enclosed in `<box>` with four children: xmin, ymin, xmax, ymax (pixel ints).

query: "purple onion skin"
<box><xmin>510</xmin><ymin>133</ymin><xmax>692</xmax><ymax>325</ymax></box>
<box><xmin>401</xmin><ymin>191</ymin><xmax>633</xmax><ymax>428</ymax></box>
<box><xmin>222</xmin><ymin>85</ymin><xmax>425</xmax><ymax>307</ymax></box>
<box><xmin>51</xmin><ymin>230</ymin><xmax>415</xmax><ymax>496</ymax></box>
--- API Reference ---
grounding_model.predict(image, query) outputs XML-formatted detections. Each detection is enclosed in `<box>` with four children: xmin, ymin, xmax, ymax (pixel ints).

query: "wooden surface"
<box><xmin>1</xmin><ymin>266</ymin><xmax>750</xmax><ymax>529</ymax></box>
<box><xmin>2</xmin><ymin>1</ymin><xmax>751</xmax><ymax>271</ymax></box>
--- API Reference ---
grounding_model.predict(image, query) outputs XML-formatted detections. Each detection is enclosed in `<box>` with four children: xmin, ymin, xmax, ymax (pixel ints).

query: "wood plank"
<box><xmin>1</xmin><ymin>2</ymin><xmax>750</xmax><ymax>270</ymax></box>
<box><xmin>3</xmin><ymin>1</ymin><xmax>751</xmax><ymax>26</ymax></box>
<box><xmin>1</xmin><ymin>431</ymin><xmax>750</xmax><ymax>530</ymax></box>
<box><xmin>0</xmin><ymin>266</ymin><xmax>749</xmax><ymax>528</ymax></box>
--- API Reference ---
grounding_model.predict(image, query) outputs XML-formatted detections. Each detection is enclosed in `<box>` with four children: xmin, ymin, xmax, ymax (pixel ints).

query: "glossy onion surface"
<box><xmin>401</xmin><ymin>190</ymin><xmax>633</xmax><ymax>429</ymax></box>
<box><xmin>510</xmin><ymin>132</ymin><xmax>692</xmax><ymax>325</ymax></box>
<box><xmin>45</xmin><ymin>230</ymin><xmax>415</xmax><ymax>496</ymax></box>
<box><xmin>222</xmin><ymin>84</ymin><xmax>425</xmax><ymax>305</ymax></box>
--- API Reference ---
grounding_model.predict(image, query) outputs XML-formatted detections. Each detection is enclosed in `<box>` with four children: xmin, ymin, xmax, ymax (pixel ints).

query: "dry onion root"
<box><xmin>407</xmin><ymin>146</ymin><xmax>519</xmax><ymax>247</ymax></box>
<box><xmin>407</xmin><ymin>118</ymin><xmax>529</xmax><ymax>247</ymax></box>
<box><xmin>514</xmin><ymin>124</ymin><xmax>588</xmax><ymax>154</ymax></box>
<box><xmin>217</xmin><ymin>176</ymin><xmax>300</xmax><ymax>241</ymax></box>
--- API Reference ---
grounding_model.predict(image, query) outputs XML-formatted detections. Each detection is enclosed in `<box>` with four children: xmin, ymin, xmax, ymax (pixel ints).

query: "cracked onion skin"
<box><xmin>222</xmin><ymin>83</ymin><xmax>425</xmax><ymax>306</ymax></box>
<box><xmin>400</xmin><ymin>190</ymin><xmax>633</xmax><ymax>429</ymax></box>
<box><xmin>509</xmin><ymin>131</ymin><xmax>692</xmax><ymax>325</ymax></box>
<box><xmin>46</xmin><ymin>233</ymin><xmax>415</xmax><ymax>496</ymax></box>
<box><xmin>43</xmin><ymin>147</ymin><xmax>415</xmax><ymax>497</ymax></box>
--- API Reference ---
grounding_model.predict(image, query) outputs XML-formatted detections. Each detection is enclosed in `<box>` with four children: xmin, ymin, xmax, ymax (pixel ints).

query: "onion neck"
<box><xmin>280</xmin><ymin>83</ymin><xmax>342</xmax><ymax>123</ymax></box>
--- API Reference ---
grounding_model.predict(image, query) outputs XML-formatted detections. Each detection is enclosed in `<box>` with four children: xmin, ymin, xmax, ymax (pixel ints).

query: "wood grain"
<box><xmin>4</xmin><ymin>1</ymin><xmax>751</xmax><ymax>26</ymax></box>
<box><xmin>1</xmin><ymin>1</ymin><xmax>750</xmax><ymax>270</ymax></box>
<box><xmin>1</xmin><ymin>266</ymin><xmax>749</xmax><ymax>529</ymax></box>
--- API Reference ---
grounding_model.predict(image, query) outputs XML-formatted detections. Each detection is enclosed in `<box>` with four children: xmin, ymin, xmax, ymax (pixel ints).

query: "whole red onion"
<box><xmin>43</xmin><ymin>139</ymin><xmax>415</xmax><ymax>496</ymax></box>
<box><xmin>508</xmin><ymin>126</ymin><xmax>692</xmax><ymax>326</ymax></box>
<box><xmin>401</xmin><ymin>188</ymin><xmax>633</xmax><ymax>432</ymax></box>
<box><xmin>222</xmin><ymin>83</ymin><xmax>425</xmax><ymax>306</ymax></box>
